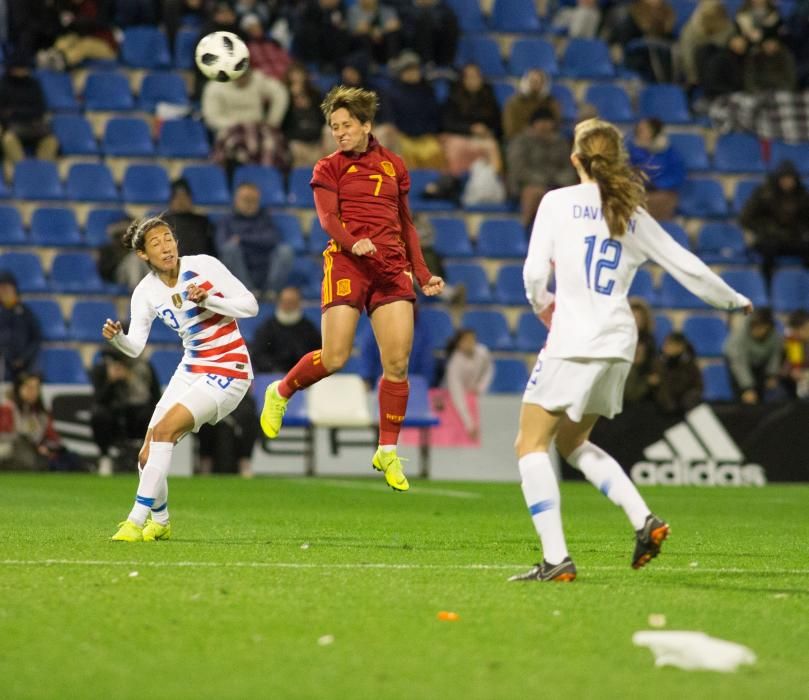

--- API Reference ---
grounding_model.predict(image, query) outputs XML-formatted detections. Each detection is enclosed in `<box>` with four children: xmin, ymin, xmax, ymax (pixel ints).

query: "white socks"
<box><xmin>518</xmin><ymin>452</ymin><xmax>568</xmax><ymax>565</ymax></box>
<box><xmin>567</xmin><ymin>441</ymin><xmax>650</xmax><ymax>530</ymax></box>
<box><xmin>128</xmin><ymin>442</ymin><xmax>174</xmax><ymax>526</ymax></box>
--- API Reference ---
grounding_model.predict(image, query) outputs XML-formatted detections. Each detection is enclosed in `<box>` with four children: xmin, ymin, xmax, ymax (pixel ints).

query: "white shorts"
<box><xmin>149</xmin><ymin>369</ymin><xmax>251</xmax><ymax>433</ymax></box>
<box><xmin>522</xmin><ymin>351</ymin><xmax>631</xmax><ymax>422</ymax></box>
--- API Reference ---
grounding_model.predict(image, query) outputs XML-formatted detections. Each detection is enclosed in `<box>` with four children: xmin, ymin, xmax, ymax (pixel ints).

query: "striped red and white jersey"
<box><xmin>109</xmin><ymin>255</ymin><xmax>258</xmax><ymax>380</ymax></box>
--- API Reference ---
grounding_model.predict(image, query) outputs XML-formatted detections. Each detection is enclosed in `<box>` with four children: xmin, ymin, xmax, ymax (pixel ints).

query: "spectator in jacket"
<box><xmin>241</xmin><ymin>12</ymin><xmax>293</xmax><ymax>81</ymax></box>
<box><xmin>37</xmin><ymin>0</ymin><xmax>118</xmax><ymax>69</ymax></box>
<box><xmin>0</xmin><ymin>272</ymin><xmax>41</xmax><ymax>382</ymax></box>
<box><xmin>251</xmin><ymin>286</ymin><xmax>321</xmax><ymax>372</ymax></box>
<box><xmin>502</xmin><ymin>69</ymin><xmax>561</xmax><ymax>142</ymax></box>
<box><xmin>282</xmin><ymin>62</ymin><xmax>327</xmax><ymax>167</ymax></box>
<box><xmin>162</xmin><ymin>179</ymin><xmax>217</xmax><ymax>258</ymax></box>
<box><xmin>97</xmin><ymin>216</ymin><xmax>149</xmax><ymax>290</ymax></box>
<box><xmin>624</xmin><ymin>298</ymin><xmax>659</xmax><ymax>403</ymax></box>
<box><xmin>652</xmin><ymin>331</ymin><xmax>703</xmax><ymax>414</ymax></box>
<box><xmin>782</xmin><ymin>309</ymin><xmax>809</xmax><ymax>398</ymax></box>
<box><xmin>724</xmin><ymin>308</ymin><xmax>784</xmax><ymax>404</ymax></box>
<box><xmin>735</xmin><ymin>0</ymin><xmax>782</xmax><ymax>47</ymax></box>
<box><xmin>216</xmin><ymin>182</ymin><xmax>294</xmax><ymax>297</ymax></box>
<box><xmin>347</xmin><ymin>0</ymin><xmax>402</xmax><ymax>66</ymax></box>
<box><xmin>293</xmin><ymin>0</ymin><xmax>353</xmax><ymax>73</ymax></box>
<box><xmin>399</xmin><ymin>0</ymin><xmax>459</xmax><ymax>67</ymax></box>
<box><xmin>677</xmin><ymin>0</ymin><xmax>736</xmax><ymax>86</ymax></box>
<box><xmin>610</xmin><ymin>0</ymin><xmax>676</xmax><ymax>82</ymax></box>
<box><xmin>442</xmin><ymin>329</ymin><xmax>493</xmax><ymax>440</ymax></box>
<box><xmin>743</xmin><ymin>37</ymin><xmax>798</xmax><ymax>92</ymax></box>
<box><xmin>552</xmin><ymin>0</ymin><xmax>602</xmax><ymax>38</ymax></box>
<box><xmin>627</xmin><ymin>117</ymin><xmax>686</xmax><ymax>221</ymax></box>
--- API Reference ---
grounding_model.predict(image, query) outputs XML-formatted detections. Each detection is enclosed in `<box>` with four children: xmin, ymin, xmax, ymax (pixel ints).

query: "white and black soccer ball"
<box><xmin>195</xmin><ymin>31</ymin><xmax>250</xmax><ymax>82</ymax></box>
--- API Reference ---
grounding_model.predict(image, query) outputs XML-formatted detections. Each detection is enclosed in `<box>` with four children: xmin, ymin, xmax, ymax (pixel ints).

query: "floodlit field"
<box><xmin>1</xmin><ymin>474</ymin><xmax>807</xmax><ymax>699</ymax></box>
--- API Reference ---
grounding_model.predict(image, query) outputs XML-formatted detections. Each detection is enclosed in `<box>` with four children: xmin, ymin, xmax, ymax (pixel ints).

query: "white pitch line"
<box><xmin>1</xmin><ymin>559</ymin><xmax>808</xmax><ymax>576</ymax></box>
<box><xmin>291</xmin><ymin>478</ymin><xmax>482</xmax><ymax>499</ymax></box>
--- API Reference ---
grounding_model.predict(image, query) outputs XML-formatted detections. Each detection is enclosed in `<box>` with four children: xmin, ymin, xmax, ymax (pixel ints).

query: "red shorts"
<box><xmin>321</xmin><ymin>242</ymin><xmax>416</xmax><ymax>314</ymax></box>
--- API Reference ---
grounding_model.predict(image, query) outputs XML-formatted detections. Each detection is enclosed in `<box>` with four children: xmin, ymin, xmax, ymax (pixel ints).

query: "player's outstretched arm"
<box><xmin>103</xmin><ymin>286</ymin><xmax>152</xmax><ymax>357</ymax></box>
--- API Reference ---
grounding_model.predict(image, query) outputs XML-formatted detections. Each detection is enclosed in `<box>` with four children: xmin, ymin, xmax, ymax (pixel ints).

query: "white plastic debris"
<box><xmin>128</xmin><ymin>571</ymin><xmax>139</xmax><ymax>578</ymax></box>
<box><xmin>633</xmin><ymin>631</ymin><xmax>756</xmax><ymax>672</ymax></box>
<box><xmin>647</xmin><ymin>613</ymin><xmax>667</xmax><ymax>628</ymax></box>
<box><xmin>300</xmin><ymin>543</ymin><xmax>310</xmax><ymax>550</ymax></box>
<box><xmin>317</xmin><ymin>634</ymin><xmax>334</xmax><ymax>646</ymax></box>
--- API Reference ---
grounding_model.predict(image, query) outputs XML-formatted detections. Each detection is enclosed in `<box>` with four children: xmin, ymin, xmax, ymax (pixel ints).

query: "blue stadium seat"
<box><xmin>0</xmin><ymin>206</ymin><xmax>26</xmax><ymax>245</ymax></box>
<box><xmin>85</xmin><ymin>208</ymin><xmax>128</xmax><ymax>246</ymax></box>
<box><xmin>477</xmin><ymin>219</ymin><xmax>527</xmax><ymax>258</ymax></box>
<box><xmin>550</xmin><ymin>84</ymin><xmax>577</xmax><ymax>122</ymax></box>
<box><xmin>157</xmin><ymin>119</ymin><xmax>210</xmax><ymax>158</ymax></box>
<box><xmin>585</xmin><ymin>84</ymin><xmax>634</xmax><ymax>122</ymax></box>
<box><xmin>658</xmin><ymin>272</ymin><xmax>711</xmax><ymax>309</ymax></box>
<box><xmin>445</xmin><ymin>263</ymin><xmax>492</xmax><ymax>303</ymax></box>
<box><xmin>492</xmin><ymin>81</ymin><xmax>515</xmax><ymax>108</ymax></box>
<box><xmin>84</xmin><ymin>72</ymin><xmax>135</xmax><ymax>111</ymax></box>
<box><xmin>491</xmin><ymin>358</ymin><xmax>529</xmax><ymax>393</ymax></box>
<box><xmin>713</xmin><ymin>133</ymin><xmax>765</xmax><ymax>173</ymax></box>
<box><xmin>103</xmin><ymin>117</ymin><xmax>155</xmax><ymax>157</ymax></box>
<box><xmin>138</xmin><ymin>71</ymin><xmax>189</xmax><ymax>111</ymax></box>
<box><xmin>272</xmin><ymin>213</ymin><xmax>306</xmax><ymax>253</ymax></box>
<box><xmin>122</xmin><ymin>164</ymin><xmax>170</xmax><ymax>204</ymax></box>
<box><xmin>653</xmin><ymin>313</ymin><xmax>673</xmax><ymax>348</ymax></box>
<box><xmin>515</xmin><ymin>311</ymin><xmax>548</xmax><ymax>352</ymax></box>
<box><xmin>121</xmin><ymin>26</ymin><xmax>171</xmax><ymax>69</ymax></box>
<box><xmin>670</xmin><ymin>0</ymin><xmax>699</xmax><ymax>33</ymax></box>
<box><xmin>70</xmin><ymin>300</ymin><xmax>117</xmax><ymax>342</ymax></box>
<box><xmin>50</xmin><ymin>252</ymin><xmax>105</xmax><ymax>293</ymax></box>
<box><xmin>660</xmin><ymin>220</ymin><xmax>691</xmax><ymax>250</ymax></box>
<box><xmin>408</xmin><ymin>169</ymin><xmax>455</xmax><ymax>211</ymax></box>
<box><xmin>638</xmin><ymin>84</ymin><xmax>691</xmax><ymax>124</ymax></box>
<box><xmin>51</xmin><ymin>115</ymin><xmax>98</xmax><ymax>155</ymax></box>
<box><xmin>491</xmin><ymin>0</ymin><xmax>541</xmax><ymax>31</ymax></box>
<box><xmin>30</xmin><ymin>207</ymin><xmax>82</xmax><ymax>247</ymax></box>
<box><xmin>233</xmin><ymin>165</ymin><xmax>286</xmax><ymax>207</ymax></box>
<box><xmin>456</xmin><ymin>37</ymin><xmax>507</xmax><ymax>78</ymax></box>
<box><xmin>174</xmin><ymin>29</ymin><xmax>198</xmax><ymax>70</ymax></box>
<box><xmin>40</xmin><ymin>348</ymin><xmax>87</xmax><ymax>384</ymax></box>
<box><xmin>419</xmin><ymin>307</ymin><xmax>455</xmax><ymax>351</ymax></box>
<box><xmin>13</xmin><ymin>160</ymin><xmax>63</xmax><ymax>200</ymax></box>
<box><xmin>0</xmin><ymin>253</ymin><xmax>47</xmax><ymax>292</ymax></box>
<box><xmin>560</xmin><ymin>39</ymin><xmax>614</xmax><ymax>79</ymax></box>
<box><xmin>150</xmin><ymin>350</ymin><xmax>183</xmax><ymax>385</ymax></box>
<box><xmin>494</xmin><ymin>264</ymin><xmax>525</xmax><ymax>304</ymax></box>
<box><xmin>697</xmin><ymin>223</ymin><xmax>749</xmax><ymax>264</ymax></box>
<box><xmin>720</xmin><ymin>269</ymin><xmax>768</xmax><ymax>308</ymax></box>
<box><xmin>433</xmin><ymin>218</ymin><xmax>473</xmax><ymax>258</ymax></box>
<box><xmin>702</xmin><ymin>363</ymin><xmax>733</xmax><ymax>401</ymax></box>
<box><xmin>677</xmin><ymin>178</ymin><xmax>728</xmax><ymax>217</ymax></box>
<box><xmin>27</xmin><ymin>300</ymin><xmax>68</xmax><ymax>341</ymax></box>
<box><xmin>682</xmin><ymin>316</ymin><xmax>728</xmax><ymax>357</ymax></box>
<box><xmin>288</xmin><ymin>167</ymin><xmax>315</xmax><ymax>208</ymax></box>
<box><xmin>461</xmin><ymin>310</ymin><xmax>513</xmax><ymax>350</ymax></box>
<box><xmin>287</xmin><ymin>257</ymin><xmax>322</xmax><ymax>300</ymax></box>
<box><xmin>771</xmin><ymin>269</ymin><xmax>809</xmax><ymax>312</ymax></box>
<box><xmin>66</xmin><ymin>163</ymin><xmax>119</xmax><ymax>203</ymax></box>
<box><xmin>668</xmin><ymin>132</ymin><xmax>709</xmax><ymax>172</ymax></box>
<box><xmin>769</xmin><ymin>141</ymin><xmax>809</xmax><ymax>175</ymax></box>
<box><xmin>445</xmin><ymin>0</ymin><xmax>487</xmax><ymax>32</ymax></box>
<box><xmin>732</xmin><ymin>179</ymin><xmax>760</xmax><ymax>214</ymax></box>
<box><xmin>509</xmin><ymin>39</ymin><xmax>557</xmax><ymax>76</ymax></box>
<box><xmin>36</xmin><ymin>70</ymin><xmax>79</xmax><ymax>111</ymax></box>
<box><xmin>237</xmin><ymin>303</ymin><xmax>274</xmax><ymax>344</ymax></box>
<box><xmin>308</xmin><ymin>218</ymin><xmax>330</xmax><ymax>253</ymax></box>
<box><xmin>628</xmin><ymin>267</ymin><xmax>657</xmax><ymax>303</ymax></box>
<box><xmin>148</xmin><ymin>317</ymin><xmax>182</xmax><ymax>344</ymax></box>
<box><xmin>181</xmin><ymin>164</ymin><xmax>230</xmax><ymax>206</ymax></box>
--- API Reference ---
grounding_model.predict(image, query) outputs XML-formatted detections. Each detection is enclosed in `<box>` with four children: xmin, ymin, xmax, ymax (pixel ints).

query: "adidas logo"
<box><xmin>630</xmin><ymin>404</ymin><xmax>766</xmax><ymax>487</ymax></box>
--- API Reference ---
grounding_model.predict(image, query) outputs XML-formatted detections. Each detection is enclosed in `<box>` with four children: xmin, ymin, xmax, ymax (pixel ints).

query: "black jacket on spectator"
<box><xmin>0</xmin><ymin>69</ymin><xmax>48</xmax><ymax>131</ymax></box>
<box><xmin>0</xmin><ymin>300</ymin><xmax>41</xmax><ymax>382</ymax></box>
<box><xmin>162</xmin><ymin>211</ymin><xmax>217</xmax><ymax>258</ymax></box>
<box><xmin>442</xmin><ymin>82</ymin><xmax>501</xmax><ymax>137</ymax></box>
<box><xmin>251</xmin><ymin>315</ymin><xmax>321</xmax><ymax>373</ymax></box>
<box><xmin>385</xmin><ymin>78</ymin><xmax>442</xmax><ymax>137</ymax></box>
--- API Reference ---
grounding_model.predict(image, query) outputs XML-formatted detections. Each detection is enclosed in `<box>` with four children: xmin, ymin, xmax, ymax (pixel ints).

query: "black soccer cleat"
<box><xmin>508</xmin><ymin>557</ymin><xmax>577</xmax><ymax>582</ymax></box>
<box><xmin>632</xmin><ymin>514</ymin><xmax>670</xmax><ymax>570</ymax></box>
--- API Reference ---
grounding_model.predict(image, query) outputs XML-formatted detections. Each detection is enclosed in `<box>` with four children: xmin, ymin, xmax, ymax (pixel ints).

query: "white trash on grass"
<box><xmin>633</xmin><ymin>631</ymin><xmax>756</xmax><ymax>672</ymax></box>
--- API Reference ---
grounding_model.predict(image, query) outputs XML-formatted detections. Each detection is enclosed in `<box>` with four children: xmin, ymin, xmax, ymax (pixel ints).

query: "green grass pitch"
<box><xmin>1</xmin><ymin>474</ymin><xmax>807</xmax><ymax>699</ymax></box>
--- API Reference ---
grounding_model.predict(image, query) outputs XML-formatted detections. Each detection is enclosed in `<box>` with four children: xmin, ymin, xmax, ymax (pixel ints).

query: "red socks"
<box><xmin>279</xmin><ymin>350</ymin><xmax>331</xmax><ymax>398</ymax></box>
<box><xmin>378</xmin><ymin>378</ymin><xmax>409</xmax><ymax>445</ymax></box>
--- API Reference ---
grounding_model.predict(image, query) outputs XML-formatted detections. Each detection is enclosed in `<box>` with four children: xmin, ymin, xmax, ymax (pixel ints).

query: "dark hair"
<box><xmin>11</xmin><ymin>372</ymin><xmax>45</xmax><ymax>412</ymax></box>
<box><xmin>749</xmin><ymin>308</ymin><xmax>775</xmax><ymax>328</ymax></box>
<box><xmin>787</xmin><ymin>310</ymin><xmax>809</xmax><ymax>328</ymax></box>
<box><xmin>170</xmin><ymin>178</ymin><xmax>192</xmax><ymax>198</ymax></box>
<box><xmin>121</xmin><ymin>215</ymin><xmax>173</xmax><ymax>253</ymax></box>
<box><xmin>531</xmin><ymin>107</ymin><xmax>556</xmax><ymax>124</ymax></box>
<box><xmin>445</xmin><ymin>328</ymin><xmax>476</xmax><ymax>357</ymax></box>
<box><xmin>321</xmin><ymin>85</ymin><xmax>379</xmax><ymax>124</ymax></box>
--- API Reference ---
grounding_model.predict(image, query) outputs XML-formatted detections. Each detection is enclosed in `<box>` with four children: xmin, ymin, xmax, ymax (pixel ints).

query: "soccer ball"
<box><xmin>195</xmin><ymin>31</ymin><xmax>250</xmax><ymax>82</ymax></box>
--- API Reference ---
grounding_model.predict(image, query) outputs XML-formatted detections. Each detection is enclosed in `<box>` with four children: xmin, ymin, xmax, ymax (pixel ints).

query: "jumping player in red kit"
<box><xmin>259</xmin><ymin>85</ymin><xmax>445</xmax><ymax>491</ymax></box>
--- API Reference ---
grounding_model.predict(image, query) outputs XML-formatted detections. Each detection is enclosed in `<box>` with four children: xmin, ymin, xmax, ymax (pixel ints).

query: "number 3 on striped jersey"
<box><xmin>369</xmin><ymin>174</ymin><xmax>383</xmax><ymax>196</ymax></box>
<box><xmin>584</xmin><ymin>235</ymin><xmax>622</xmax><ymax>295</ymax></box>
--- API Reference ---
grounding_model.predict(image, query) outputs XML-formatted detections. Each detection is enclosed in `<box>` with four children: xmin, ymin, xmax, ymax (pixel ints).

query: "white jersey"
<box><xmin>110</xmin><ymin>254</ymin><xmax>259</xmax><ymax>380</ymax></box>
<box><xmin>524</xmin><ymin>182</ymin><xmax>750</xmax><ymax>362</ymax></box>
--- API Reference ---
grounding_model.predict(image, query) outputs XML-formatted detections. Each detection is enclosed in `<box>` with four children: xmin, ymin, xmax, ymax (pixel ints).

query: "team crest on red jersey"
<box><xmin>172</xmin><ymin>293</ymin><xmax>183</xmax><ymax>309</ymax></box>
<box><xmin>380</xmin><ymin>161</ymin><xmax>396</xmax><ymax>177</ymax></box>
<box><xmin>336</xmin><ymin>278</ymin><xmax>352</xmax><ymax>296</ymax></box>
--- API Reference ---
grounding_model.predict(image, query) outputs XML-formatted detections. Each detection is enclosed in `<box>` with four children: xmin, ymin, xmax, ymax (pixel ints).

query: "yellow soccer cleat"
<box><xmin>260</xmin><ymin>380</ymin><xmax>288</xmax><ymax>438</ymax></box>
<box><xmin>142</xmin><ymin>520</ymin><xmax>171</xmax><ymax>542</ymax></box>
<box><xmin>372</xmin><ymin>448</ymin><xmax>410</xmax><ymax>492</ymax></box>
<box><xmin>111</xmin><ymin>520</ymin><xmax>143</xmax><ymax>542</ymax></box>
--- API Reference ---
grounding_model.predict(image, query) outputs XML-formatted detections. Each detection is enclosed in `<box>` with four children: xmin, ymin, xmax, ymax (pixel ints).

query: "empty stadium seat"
<box><xmin>456</xmin><ymin>36</ymin><xmax>507</xmax><ymax>78</ymax></box>
<box><xmin>150</xmin><ymin>350</ymin><xmax>183</xmax><ymax>385</ymax></box>
<box><xmin>560</xmin><ymin>39</ymin><xmax>614</xmax><ymax>79</ymax></box>
<box><xmin>702</xmin><ymin>363</ymin><xmax>733</xmax><ymax>401</ymax></box>
<box><xmin>653</xmin><ymin>313</ymin><xmax>673</xmax><ymax>347</ymax></box>
<box><xmin>0</xmin><ymin>206</ymin><xmax>26</xmax><ymax>245</ymax></box>
<box><xmin>122</xmin><ymin>164</ymin><xmax>170</xmax><ymax>204</ymax></box>
<box><xmin>658</xmin><ymin>272</ymin><xmax>711</xmax><ymax>309</ymax></box>
<box><xmin>287</xmin><ymin>258</ymin><xmax>322</xmax><ymax>300</ymax></box>
<box><xmin>272</xmin><ymin>213</ymin><xmax>306</xmax><ymax>253</ymax></box>
<box><xmin>491</xmin><ymin>358</ymin><xmax>529</xmax><ymax>393</ymax></box>
<box><xmin>288</xmin><ymin>167</ymin><xmax>315</xmax><ymax>208</ymax></box>
<box><xmin>668</xmin><ymin>132</ymin><xmax>709</xmax><ymax>172</ymax></box>
<box><xmin>682</xmin><ymin>316</ymin><xmax>728</xmax><ymax>357</ymax></box>
<box><xmin>50</xmin><ymin>252</ymin><xmax>105</xmax><ymax>293</ymax></box>
<box><xmin>30</xmin><ymin>207</ymin><xmax>82</xmax><ymax>246</ymax></box>
<box><xmin>677</xmin><ymin>179</ymin><xmax>728</xmax><ymax>217</ymax></box>
<box><xmin>509</xmin><ymin>38</ymin><xmax>557</xmax><ymax>76</ymax></box>
<box><xmin>40</xmin><ymin>348</ymin><xmax>87</xmax><ymax>384</ymax></box>
<box><xmin>697</xmin><ymin>223</ymin><xmax>748</xmax><ymax>264</ymax></box>
<box><xmin>769</xmin><ymin>141</ymin><xmax>809</xmax><ymax>174</ymax></box>
<box><xmin>444</xmin><ymin>262</ymin><xmax>492</xmax><ymax>303</ymax></box>
<box><xmin>70</xmin><ymin>300</ymin><xmax>117</xmax><ymax>341</ymax></box>
<box><xmin>515</xmin><ymin>311</ymin><xmax>548</xmax><ymax>352</ymax></box>
<box><xmin>628</xmin><ymin>267</ymin><xmax>657</xmax><ymax>303</ymax></box>
<box><xmin>13</xmin><ymin>160</ymin><xmax>63</xmax><ymax>200</ymax></box>
<box><xmin>491</xmin><ymin>0</ymin><xmax>541</xmax><ymax>31</ymax></box>
<box><xmin>660</xmin><ymin>220</ymin><xmax>691</xmax><ymax>249</ymax></box>
<box><xmin>84</xmin><ymin>72</ymin><xmax>135</xmax><ymax>111</ymax></box>
<box><xmin>433</xmin><ymin>218</ymin><xmax>474</xmax><ymax>257</ymax></box>
<box><xmin>477</xmin><ymin>219</ymin><xmax>527</xmax><ymax>258</ymax></box>
<box><xmin>0</xmin><ymin>253</ymin><xmax>47</xmax><ymax>292</ymax></box>
<box><xmin>51</xmin><ymin>115</ymin><xmax>98</xmax><ymax>155</ymax></box>
<box><xmin>408</xmin><ymin>170</ymin><xmax>455</xmax><ymax>211</ymax></box>
<box><xmin>66</xmin><ymin>163</ymin><xmax>119</xmax><ymax>203</ymax></box>
<box><xmin>638</xmin><ymin>84</ymin><xmax>690</xmax><ymax>124</ymax></box>
<box><xmin>771</xmin><ymin>269</ymin><xmax>809</xmax><ymax>312</ymax></box>
<box><xmin>720</xmin><ymin>269</ymin><xmax>768</xmax><ymax>308</ymax></box>
<box><xmin>149</xmin><ymin>318</ymin><xmax>182</xmax><ymax>343</ymax></box>
<box><xmin>103</xmin><ymin>117</ymin><xmax>155</xmax><ymax>157</ymax></box>
<box><xmin>181</xmin><ymin>164</ymin><xmax>230</xmax><ymax>206</ymax></box>
<box><xmin>157</xmin><ymin>119</ymin><xmax>210</xmax><ymax>158</ymax></box>
<box><xmin>494</xmin><ymin>264</ymin><xmax>525</xmax><ymax>304</ymax></box>
<box><xmin>27</xmin><ymin>300</ymin><xmax>68</xmax><ymax>341</ymax></box>
<box><xmin>174</xmin><ymin>28</ymin><xmax>198</xmax><ymax>70</ymax></box>
<box><xmin>138</xmin><ymin>71</ymin><xmax>189</xmax><ymax>111</ymax></box>
<box><xmin>713</xmin><ymin>133</ymin><xmax>765</xmax><ymax>173</ymax></box>
<box><xmin>121</xmin><ymin>26</ymin><xmax>172</xmax><ymax>69</ymax></box>
<box><xmin>491</xmin><ymin>81</ymin><xmax>515</xmax><ymax>109</ymax></box>
<box><xmin>36</xmin><ymin>70</ymin><xmax>80</xmax><ymax>111</ymax></box>
<box><xmin>233</xmin><ymin>165</ymin><xmax>286</xmax><ymax>206</ymax></box>
<box><xmin>732</xmin><ymin>179</ymin><xmax>760</xmax><ymax>214</ymax></box>
<box><xmin>308</xmin><ymin>218</ymin><xmax>330</xmax><ymax>253</ymax></box>
<box><xmin>419</xmin><ymin>307</ymin><xmax>455</xmax><ymax>351</ymax></box>
<box><xmin>585</xmin><ymin>84</ymin><xmax>634</xmax><ymax>122</ymax></box>
<box><xmin>461</xmin><ymin>310</ymin><xmax>513</xmax><ymax>350</ymax></box>
<box><xmin>550</xmin><ymin>83</ymin><xmax>577</xmax><ymax>122</ymax></box>
<box><xmin>85</xmin><ymin>208</ymin><xmax>128</xmax><ymax>246</ymax></box>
